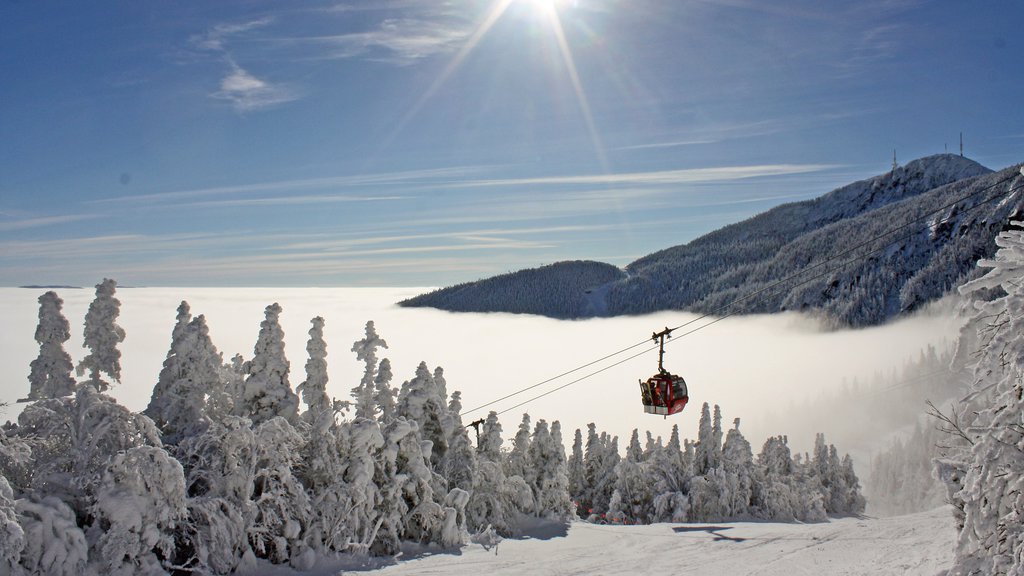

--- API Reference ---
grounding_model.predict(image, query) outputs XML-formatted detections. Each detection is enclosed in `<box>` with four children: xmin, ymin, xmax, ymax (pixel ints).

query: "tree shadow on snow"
<box><xmin>672</xmin><ymin>525</ymin><xmax>747</xmax><ymax>542</ymax></box>
<box><xmin>509</xmin><ymin>516</ymin><xmax>571</xmax><ymax>541</ymax></box>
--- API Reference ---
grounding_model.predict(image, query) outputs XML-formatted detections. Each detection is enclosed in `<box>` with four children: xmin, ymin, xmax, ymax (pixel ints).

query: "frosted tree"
<box><xmin>396</xmin><ymin>361</ymin><xmax>449</xmax><ymax>468</ymax></box>
<box><xmin>249</xmin><ymin>417</ymin><xmax>313</xmax><ymax>566</ymax></box>
<box><xmin>442</xmin><ymin>391</ymin><xmax>477</xmax><ymax>493</ymax></box>
<box><xmin>477</xmin><ymin>411</ymin><xmax>503</xmax><ymax>461</ymax></box>
<box><xmin>695</xmin><ymin>402</ymin><xmax>716</xmax><ymax>475</ymax></box>
<box><xmin>296</xmin><ymin>316</ymin><xmax>332</xmax><ymax>423</ymax></box>
<box><xmin>466</xmin><ymin>420</ymin><xmax>516</xmax><ymax>533</ymax></box>
<box><xmin>337</xmin><ymin>418</ymin><xmax>385</xmax><ymax>554</ymax></box>
<box><xmin>567</xmin><ymin>428</ymin><xmax>585</xmax><ymax>512</ymax></box>
<box><xmin>15</xmin><ymin>496</ymin><xmax>88</xmax><ymax>576</ymax></box>
<box><xmin>145</xmin><ymin>301</ymin><xmax>192</xmax><ymax>418</ymax></box>
<box><xmin>940</xmin><ymin>223</ymin><xmax>1024</xmax><ymax>576</ymax></box>
<box><xmin>626</xmin><ymin>429</ymin><xmax>644</xmax><ymax>463</ymax></box>
<box><xmin>239</xmin><ymin>303</ymin><xmax>298</xmax><ymax>425</ymax></box>
<box><xmin>526</xmin><ymin>420</ymin><xmax>573</xmax><ymax>519</ymax></box>
<box><xmin>145</xmin><ymin>314</ymin><xmax>225</xmax><ymax>443</ymax></box>
<box><xmin>373</xmin><ymin>358</ymin><xmax>397</xmax><ymax>423</ymax></box>
<box><xmin>607</xmin><ymin>451</ymin><xmax>654</xmax><ymax>524</ymax></box>
<box><xmin>721</xmin><ymin>418</ymin><xmax>754</xmax><ymax>518</ymax></box>
<box><xmin>506</xmin><ymin>413</ymin><xmax>532</xmax><ymax>480</ymax></box>
<box><xmin>17</xmin><ymin>385</ymin><xmax>162</xmax><ymax>516</ymax></box>
<box><xmin>92</xmin><ymin>446</ymin><xmax>188</xmax><ymax>575</ymax></box>
<box><xmin>26</xmin><ymin>290</ymin><xmax>76</xmax><ymax>400</ymax></box>
<box><xmin>351</xmin><ymin>320</ymin><xmax>387</xmax><ymax>420</ymax></box>
<box><xmin>76</xmin><ymin>278</ymin><xmax>126</xmax><ymax>391</ymax></box>
<box><xmin>0</xmin><ymin>476</ymin><xmax>24</xmax><ymax>574</ymax></box>
<box><xmin>175</xmin><ymin>416</ymin><xmax>257</xmax><ymax>573</ymax></box>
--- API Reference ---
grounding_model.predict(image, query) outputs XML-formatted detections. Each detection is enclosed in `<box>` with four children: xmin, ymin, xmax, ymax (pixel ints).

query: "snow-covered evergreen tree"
<box><xmin>26</xmin><ymin>290</ymin><xmax>76</xmax><ymax>401</ymax></box>
<box><xmin>940</xmin><ymin>219</ymin><xmax>1024</xmax><ymax>576</ymax></box>
<box><xmin>16</xmin><ymin>385</ymin><xmax>162</xmax><ymax>516</ymax></box>
<box><xmin>351</xmin><ymin>320</ymin><xmax>387</xmax><ymax>420</ymax></box>
<box><xmin>0</xmin><ymin>476</ymin><xmax>24</xmax><ymax>574</ymax></box>
<box><xmin>15</xmin><ymin>496</ymin><xmax>88</xmax><ymax>576</ymax></box>
<box><xmin>145</xmin><ymin>314</ymin><xmax>225</xmax><ymax>443</ymax></box>
<box><xmin>296</xmin><ymin>316</ymin><xmax>331</xmax><ymax>423</ymax></box>
<box><xmin>249</xmin><ymin>417</ymin><xmax>313</xmax><ymax>566</ymax></box>
<box><xmin>506</xmin><ymin>413</ymin><xmax>532</xmax><ymax>480</ymax></box>
<box><xmin>526</xmin><ymin>420</ymin><xmax>573</xmax><ymax>519</ymax></box>
<box><xmin>76</xmin><ymin>278</ymin><xmax>126</xmax><ymax>391</ymax></box>
<box><xmin>91</xmin><ymin>445</ymin><xmax>187</xmax><ymax>575</ymax></box>
<box><xmin>373</xmin><ymin>358</ymin><xmax>397</xmax><ymax>424</ymax></box>
<box><xmin>442</xmin><ymin>391</ymin><xmax>477</xmax><ymax>494</ymax></box>
<box><xmin>567</xmin><ymin>428</ymin><xmax>585</xmax><ymax>515</ymax></box>
<box><xmin>239</xmin><ymin>303</ymin><xmax>299</xmax><ymax>425</ymax></box>
<box><xmin>721</xmin><ymin>418</ymin><xmax>754</xmax><ymax>518</ymax></box>
<box><xmin>396</xmin><ymin>361</ymin><xmax>449</xmax><ymax>468</ymax></box>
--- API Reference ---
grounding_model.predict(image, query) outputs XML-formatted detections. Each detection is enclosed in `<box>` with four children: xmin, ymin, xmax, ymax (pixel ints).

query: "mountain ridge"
<box><xmin>401</xmin><ymin>154</ymin><xmax>1024</xmax><ymax>326</ymax></box>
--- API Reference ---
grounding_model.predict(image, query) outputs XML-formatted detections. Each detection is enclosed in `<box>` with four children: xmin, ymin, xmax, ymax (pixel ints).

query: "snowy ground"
<box><xmin>259</xmin><ymin>507</ymin><xmax>955</xmax><ymax>576</ymax></box>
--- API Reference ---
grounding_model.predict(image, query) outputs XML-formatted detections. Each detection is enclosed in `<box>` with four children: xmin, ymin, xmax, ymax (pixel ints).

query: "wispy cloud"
<box><xmin>185</xmin><ymin>193</ymin><xmax>408</xmax><ymax>209</ymax></box>
<box><xmin>284</xmin><ymin>15</ymin><xmax>473</xmax><ymax>66</ymax></box>
<box><xmin>92</xmin><ymin>165</ymin><xmax>490</xmax><ymax>205</ymax></box>
<box><xmin>211</xmin><ymin>60</ymin><xmax>301</xmax><ymax>112</ymax></box>
<box><xmin>193</xmin><ymin>17</ymin><xmax>300</xmax><ymax>112</ymax></box>
<box><xmin>450</xmin><ymin>164</ymin><xmax>840</xmax><ymax>188</ymax></box>
<box><xmin>0</xmin><ymin>213</ymin><xmax>99</xmax><ymax>233</ymax></box>
<box><xmin>615</xmin><ymin>139</ymin><xmax>718</xmax><ymax>151</ymax></box>
<box><xmin>192</xmin><ymin>16</ymin><xmax>275</xmax><ymax>51</ymax></box>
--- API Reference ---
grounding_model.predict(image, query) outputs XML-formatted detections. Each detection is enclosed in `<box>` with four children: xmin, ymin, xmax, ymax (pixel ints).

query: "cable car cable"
<box><xmin>460</xmin><ymin>172</ymin><xmax>1023</xmax><ymax>417</ymax></box>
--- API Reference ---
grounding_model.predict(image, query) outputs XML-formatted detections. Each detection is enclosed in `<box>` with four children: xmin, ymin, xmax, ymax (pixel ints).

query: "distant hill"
<box><xmin>401</xmin><ymin>155</ymin><xmax>1024</xmax><ymax>326</ymax></box>
<box><xmin>400</xmin><ymin>260</ymin><xmax>626</xmax><ymax>318</ymax></box>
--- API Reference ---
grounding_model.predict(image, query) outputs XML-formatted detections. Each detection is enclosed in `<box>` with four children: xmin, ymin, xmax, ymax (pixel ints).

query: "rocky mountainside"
<box><xmin>402</xmin><ymin>155</ymin><xmax>1024</xmax><ymax>326</ymax></box>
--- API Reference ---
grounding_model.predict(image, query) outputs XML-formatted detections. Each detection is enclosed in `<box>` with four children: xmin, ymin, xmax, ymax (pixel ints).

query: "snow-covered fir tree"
<box><xmin>351</xmin><ymin>320</ymin><xmax>387</xmax><ymax>420</ymax></box>
<box><xmin>296</xmin><ymin>316</ymin><xmax>331</xmax><ymax>423</ymax></box>
<box><xmin>939</xmin><ymin>218</ymin><xmax>1024</xmax><ymax>576</ymax></box>
<box><xmin>145</xmin><ymin>313</ymin><xmax>226</xmax><ymax>443</ymax></box>
<box><xmin>238</xmin><ymin>303</ymin><xmax>299</xmax><ymax>425</ymax></box>
<box><xmin>373</xmin><ymin>358</ymin><xmax>397</xmax><ymax>423</ymax></box>
<box><xmin>26</xmin><ymin>291</ymin><xmax>76</xmax><ymax>401</ymax></box>
<box><xmin>76</xmin><ymin>278</ymin><xmax>126</xmax><ymax>391</ymax></box>
<box><xmin>525</xmin><ymin>420</ymin><xmax>573</xmax><ymax>519</ymax></box>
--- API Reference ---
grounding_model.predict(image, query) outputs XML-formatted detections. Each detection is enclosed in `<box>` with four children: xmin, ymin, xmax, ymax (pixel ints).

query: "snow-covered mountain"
<box><xmin>402</xmin><ymin>155</ymin><xmax>1023</xmax><ymax>327</ymax></box>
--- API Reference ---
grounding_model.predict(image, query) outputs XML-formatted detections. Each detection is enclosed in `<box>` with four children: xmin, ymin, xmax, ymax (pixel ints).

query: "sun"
<box><xmin>523</xmin><ymin>0</ymin><xmax>573</xmax><ymax>16</ymax></box>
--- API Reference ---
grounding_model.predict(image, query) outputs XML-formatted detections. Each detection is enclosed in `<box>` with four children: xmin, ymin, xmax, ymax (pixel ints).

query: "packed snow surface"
<box><xmin>256</xmin><ymin>507</ymin><xmax>954</xmax><ymax>576</ymax></box>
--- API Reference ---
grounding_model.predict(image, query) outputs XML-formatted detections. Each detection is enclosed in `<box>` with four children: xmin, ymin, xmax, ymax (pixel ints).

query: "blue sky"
<box><xmin>2</xmin><ymin>0</ymin><xmax>1022</xmax><ymax>287</ymax></box>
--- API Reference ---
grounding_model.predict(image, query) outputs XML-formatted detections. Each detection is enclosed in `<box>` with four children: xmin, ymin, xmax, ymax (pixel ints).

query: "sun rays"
<box><xmin>386</xmin><ymin>0</ymin><xmax>607</xmax><ymax>173</ymax></box>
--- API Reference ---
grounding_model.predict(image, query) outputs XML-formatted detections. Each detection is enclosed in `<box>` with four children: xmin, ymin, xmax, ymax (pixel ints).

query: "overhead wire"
<box><xmin>461</xmin><ymin>170</ymin><xmax>1024</xmax><ymax>418</ymax></box>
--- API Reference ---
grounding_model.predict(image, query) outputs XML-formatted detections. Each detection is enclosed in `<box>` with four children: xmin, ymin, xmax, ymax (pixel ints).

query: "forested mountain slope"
<box><xmin>402</xmin><ymin>155</ymin><xmax>1024</xmax><ymax>326</ymax></box>
<box><xmin>399</xmin><ymin>260</ymin><xmax>626</xmax><ymax>318</ymax></box>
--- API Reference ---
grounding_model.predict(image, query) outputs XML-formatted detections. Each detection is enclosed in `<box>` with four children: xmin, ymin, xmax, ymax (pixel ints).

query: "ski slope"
<box><xmin>266</xmin><ymin>507</ymin><xmax>954</xmax><ymax>576</ymax></box>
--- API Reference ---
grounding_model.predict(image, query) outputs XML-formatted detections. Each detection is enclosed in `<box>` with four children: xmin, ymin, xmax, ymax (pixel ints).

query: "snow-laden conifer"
<box><xmin>76</xmin><ymin>278</ymin><xmax>126</xmax><ymax>390</ymax></box>
<box><xmin>296</xmin><ymin>316</ymin><xmax>331</xmax><ymax>423</ymax></box>
<box><xmin>940</xmin><ymin>223</ymin><xmax>1024</xmax><ymax>576</ymax></box>
<box><xmin>526</xmin><ymin>420</ymin><xmax>573</xmax><ymax>519</ymax></box>
<box><xmin>14</xmin><ymin>496</ymin><xmax>88</xmax><ymax>576</ymax></box>
<box><xmin>351</xmin><ymin>320</ymin><xmax>387</xmax><ymax>420</ymax></box>
<box><xmin>17</xmin><ymin>385</ymin><xmax>162</xmax><ymax>516</ymax></box>
<box><xmin>567</xmin><ymin>428</ymin><xmax>585</xmax><ymax>513</ymax></box>
<box><xmin>26</xmin><ymin>291</ymin><xmax>76</xmax><ymax>400</ymax></box>
<box><xmin>373</xmin><ymin>358</ymin><xmax>397</xmax><ymax>423</ymax></box>
<box><xmin>442</xmin><ymin>391</ymin><xmax>477</xmax><ymax>493</ymax></box>
<box><xmin>175</xmin><ymin>416</ymin><xmax>257</xmax><ymax>572</ymax></box>
<box><xmin>145</xmin><ymin>314</ymin><xmax>225</xmax><ymax>443</ymax></box>
<box><xmin>92</xmin><ymin>445</ymin><xmax>188</xmax><ymax>574</ymax></box>
<box><xmin>249</xmin><ymin>417</ymin><xmax>313</xmax><ymax>566</ymax></box>
<box><xmin>507</xmin><ymin>413</ymin><xmax>532</xmax><ymax>480</ymax></box>
<box><xmin>239</xmin><ymin>303</ymin><xmax>298</xmax><ymax>425</ymax></box>
<box><xmin>721</xmin><ymin>418</ymin><xmax>754</xmax><ymax>518</ymax></box>
<box><xmin>626</xmin><ymin>428</ymin><xmax>643</xmax><ymax>463</ymax></box>
<box><xmin>0</xmin><ymin>476</ymin><xmax>24</xmax><ymax>574</ymax></box>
